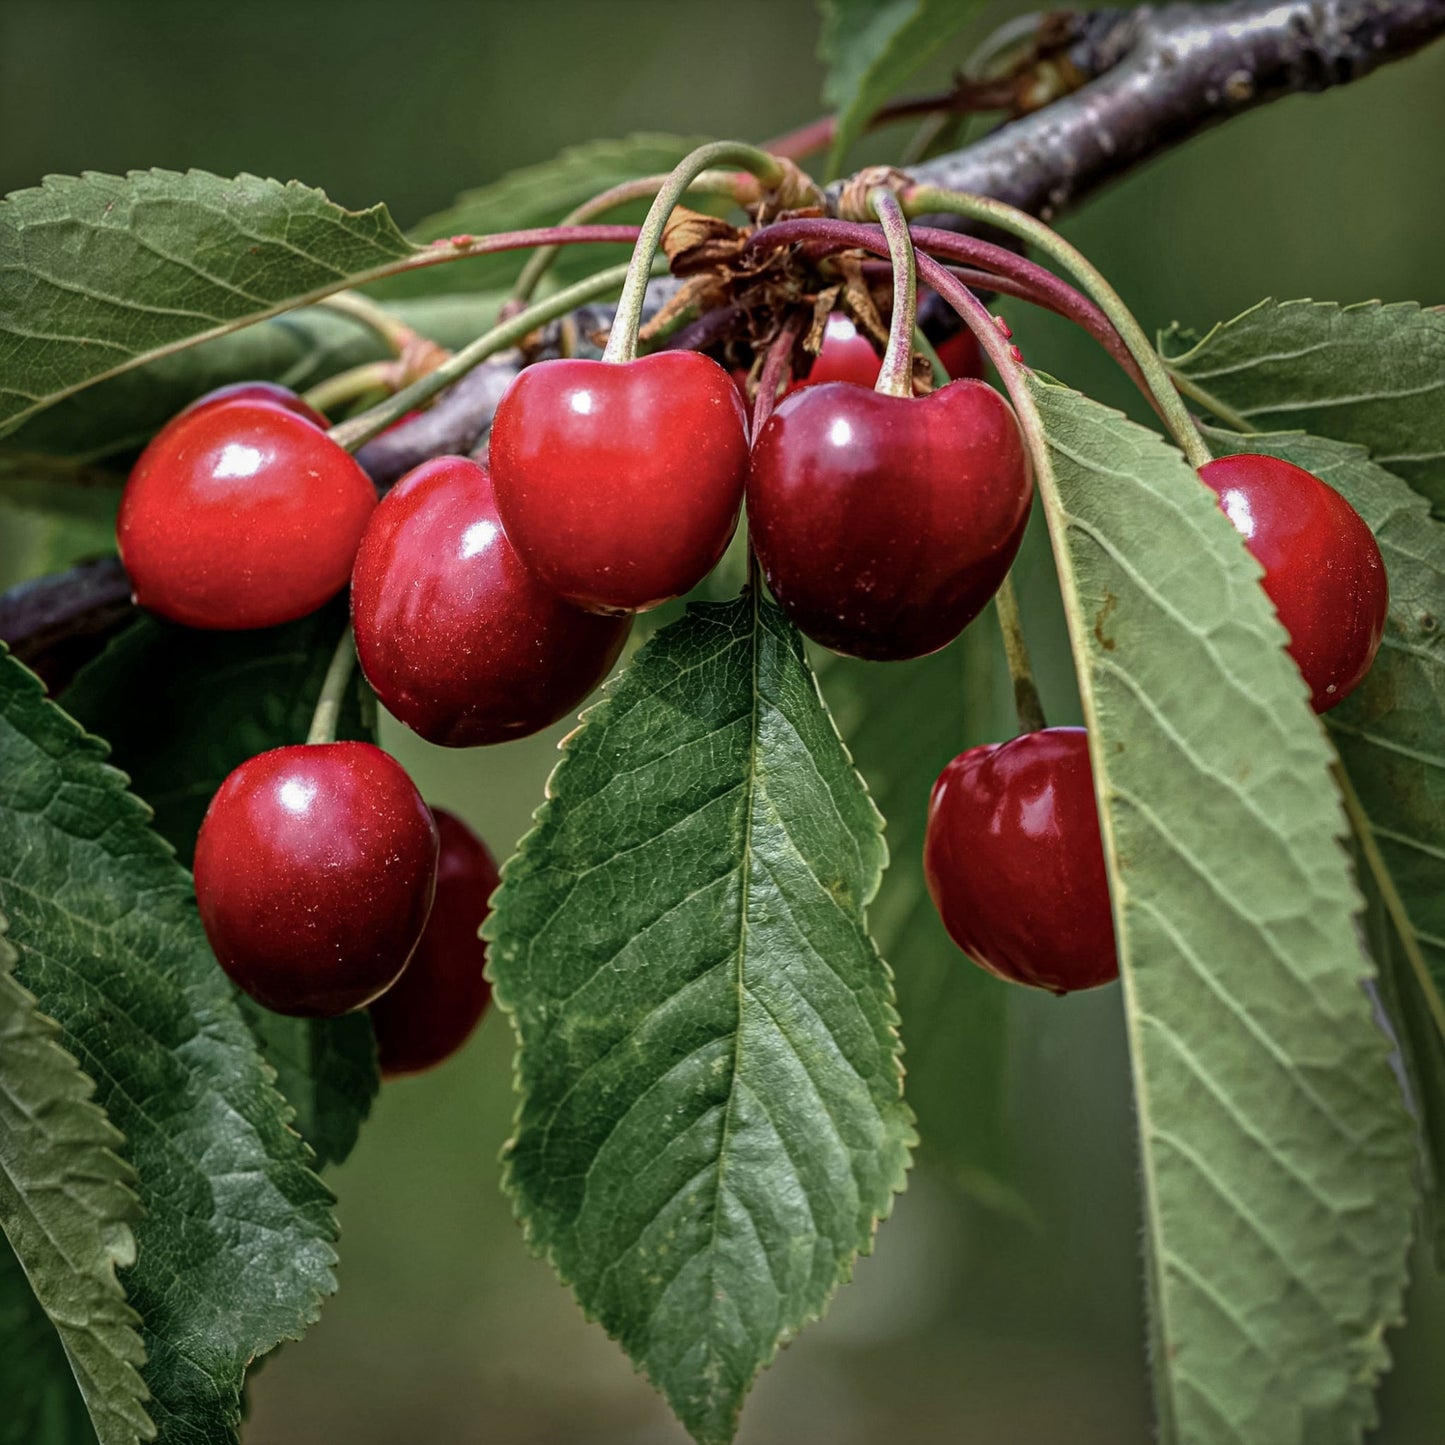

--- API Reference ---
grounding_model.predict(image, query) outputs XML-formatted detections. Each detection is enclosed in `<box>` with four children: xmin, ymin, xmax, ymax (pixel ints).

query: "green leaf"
<box><xmin>0</xmin><ymin>169</ymin><xmax>419</xmax><ymax>435</ymax></box>
<box><xmin>0</xmin><ymin>1238</ymin><xmax>99</xmax><ymax>1445</ymax></box>
<box><xmin>60</xmin><ymin>604</ymin><xmax>379</xmax><ymax>1170</ymax></box>
<box><xmin>371</xmin><ymin>135</ymin><xmax>711</xmax><ymax>300</ymax></box>
<box><xmin>0</xmin><ymin>926</ymin><xmax>152</xmax><ymax>1445</ymax></box>
<box><xmin>1201</xmin><ymin>427</ymin><xmax>1445</xmax><ymax>1001</ymax></box>
<box><xmin>1026</xmin><ymin>375</ymin><xmax>1415</xmax><ymax>1443</ymax></box>
<box><xmin>1161</xmin><ymin>300</ymin><xmax>1445</xmax><ymax>514</ymax></box>
<box><xmin>488</xmin><ymin>593</ymin><xmax>914</xmax><ymax>1445</ymax></box>
<box><xmin>0</xmin><ymin>292</ymin><xmax>505</xmax><ymax>508</ymax></box>
<box><xmin>818</xmin><ymin>0</ymin><xmax>982</xmax><ymax>174</ymax></box>
<box><xmin>0</xmin><ymin>649</ymin><xmax>340</xmax><ymax>1443</ymax></box>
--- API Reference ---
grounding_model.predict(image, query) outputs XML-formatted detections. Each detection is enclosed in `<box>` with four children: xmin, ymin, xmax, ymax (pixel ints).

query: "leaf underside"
<box><xmin>0</xmin><ymin>930</ymin><xmax>152</xmax><ymax>1445</ymax></box>
<box><xmin>0</xmin><ymin>649</ymin><xmax>339</xmax><ymax>1444</ymax></box>
<box><xmin>0</xmin><ymin>169</ymin><xmax>417</xmax><ymax>436</ymax></box>
<box><xmin>1029</xmin><ymin>375</ymin><xmax>1415</xmax><ymax>1445</ymax></box>
<box><xmin>488</xmin><ymin>592</ymin><xmax>914</xmax><ymax>1445</ymax></box>
<box><xmin>60</xmin><ymin>604</ymin><xmax>380</xmax><ymax>1171</ymax></box>
<box><xmin>1162</xmin><ymin>300</ymin><xmax>1445</xmax><ymax>514</ymax></box>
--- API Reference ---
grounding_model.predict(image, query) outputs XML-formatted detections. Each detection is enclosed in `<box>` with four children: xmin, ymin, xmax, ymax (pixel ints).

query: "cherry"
<box><xmin>119</xmin><ymin>397</ymin><xmax>377</xmax><ymax>630</ymax></box>
<box><xmin>746</xmin><ymin>378</ymin><xmax>1032</xmax><ymax>660</ymax></box>
<box><xmin>488</xmin><ymin>351</ymin><xmax>750</xmax><ymax>613</ymax></box>
<box><xmin>194</xmin><ymin>742</ymin><xmax>439</xmax><ymax>1018</ymax></box>
<box><xmin>368</xmin><ymin>807</ymin><xmax>500</xmax><ymax>1078</ymax></box>
<box><xmin>178</xmin><ymin>381</ymin><xmax>328</xmax><ymax>429</ymax></box>
<box><xmin>791</xmin><ymin>313</ymin><xmax>884</xmax><ymax>391</ymax></box>
<box><xmin>934</xmin><ymin>326</ymin><xmax>985</xmax><ymax>382</ymax></box>
<box><xmin>350</xmin><ymin>456</ymin><xmax>631</xmax><ymax>746</ymax></box>
<box><xmin>924</xmin><ymin>727</ymin><xmax>1118</xmax><ymax>994</ymax></box>
<box><xmin>1198</xmin><ymin>454</ymin><xmax>1387</xmax><ymax>712</ymax></box>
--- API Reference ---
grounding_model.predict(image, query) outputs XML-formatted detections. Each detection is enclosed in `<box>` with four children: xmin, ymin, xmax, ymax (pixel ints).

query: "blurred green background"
<box><xmin>3</xmin><ymin>1</ymin><xmax>1444</xmax><ymax>1441</ymax></box>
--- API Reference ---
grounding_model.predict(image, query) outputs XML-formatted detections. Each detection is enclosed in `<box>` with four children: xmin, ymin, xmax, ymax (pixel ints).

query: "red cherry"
<box><xmin>746</xmin><ymin>379</ymin><xmax>1033</xmax><ymax>660</ymax></box>
<box><xmin>924</xmin><ymin>727</ymin><xmax>1118</xmax><ymax>994</ymax></box>
<box><xmin>179</xmin><ymin>381</ymin><xmax>329</xmax><ymax>430</ymax></box>
<box><xmin>488</xmin><ymin>352</ymin><xmax>750</xmax><ymax>613</ymax></box>
<box><xmin>350</xmin><ymin>456</ymin><xmax>631</xmax><ymax>746</ymax></box>
<box><xmin>791</xmin><ymin>313</ymin><xmax>883</xmax><ymax>391</ymax></box>
<box><xmin>369</xmin><ymin>807</ymin><xmax>500</xmax><ymax>1078</ymax></box>
<box><xmin>934</xmin><ymin>326</ymin><xmax>985</xmax><ymax>381</ymax></box>
<box><xmin>194</xmin><ymin>742</ymin><xmax>439</xmax><ymax>1018</ymax></box>
<box><xmin>119</xmin><ymin>398</ymin><xmax>377</xmax><ymax>630</ymax></box>
<box><xmin>1198</xmin><ymin>454</ymin><xmax>1388</xmax><ymax>712</ymax></box>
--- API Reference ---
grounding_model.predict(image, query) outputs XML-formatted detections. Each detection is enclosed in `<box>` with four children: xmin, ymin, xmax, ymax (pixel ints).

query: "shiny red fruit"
<box><xmin>119</xmin><ymin>398</ymin><xmax>377</xmax><ymax>630</ymax></box>
<box><xmin>934</xmin><ymin>326</ymin><xmax>985</xmax><ymax>381</ymax></box>
<box><xmin>369</xmin><ymin>808</ymin><xmax>500</xmax><ymax>1078</ymax></box>
<box><xmin>791</xmin><ymin>313</ymin><xmax>883</xmax><ymax>391</ymax></box>
<box><xmin>351</xmin><ymin>456</ymin><xmax>631</xmax><ymax>746</ymax></box>
<box><xmin>489</xmin><ymin>352</ymin><xmax>750</xmax><ymax>613</ymax></box>
<box><xmin>178</xmin><ymin>381</ymin><xmax>328</xmax><ymax>429</ymax></box>
<box><xmin>1198</xmin><ymin>454</ymin><xmax>1387</xmax><ymax>712</ymax></box>
<box><xmin>924</xmin><ymin>727</ymin><xmax>1118</xmax><ymax>994</ymax></box>
<box><xmin>747</xmin><ymin>379</ymin><xmax>1032</xmax><ymax>660</ymax></box>
<box><xmin>194</xmin><ymin>742</ymin><xmax>439</xmax><ymax>1017</ymax></box>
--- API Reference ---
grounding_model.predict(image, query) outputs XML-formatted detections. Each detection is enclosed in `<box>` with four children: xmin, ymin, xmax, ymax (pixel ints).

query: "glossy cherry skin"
<box><xmin>351</xmin><ymin>456</ymin><xmax>631</xmax><ymax>746</ymax></box>
<box><xmin>934</xmin><ymin>326</ymin><xmax>984</xmax><ymax>381</ymax></box>
<box><xmin>791</xmin><ymin>314</ymin><xmax>883</xmax><ymax>390</ymax></box>
<box><xmin>119</xmin><ymin>398</ymin><xmax>377</xmax><ymax>630</ymax></box>
<box><xmin>178</xmin><ymin>381</ymin><xmax>329</xmax><ymax>429</ymax></box>
<box><xmin>1198</xmin><ymin>454</ymin><xmax>1388</xmax><ymax>712</ymax></box>
<box><xmin>369</xmin><ymin>808</ymin><xmax>500</xmax><ymax>1078</ymax></box>
<box><xmin>747</xmin><ymin>379</ymin><xmax>1032</xmax><ymax>660</ymax></box>
<box><xmin>194</xmin><ymin>742</ymin><xmax>439</xmax><ymax>1018</ymax></box>
<box><xmin>924</xmin><ymin>727</ymin><xmax>1118</xmax><ymax>994</ymax></box>
<box><xmin>488</xmin><ymin>352</ymin><xmax>751</xmax><ymax>613</ymax></box>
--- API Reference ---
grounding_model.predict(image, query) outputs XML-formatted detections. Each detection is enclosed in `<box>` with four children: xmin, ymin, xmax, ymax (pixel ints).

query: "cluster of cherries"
<box><xmin>117</xmin><ymin>300</ymin><xmax>1388</xmax><ymax>1063</ymax></box>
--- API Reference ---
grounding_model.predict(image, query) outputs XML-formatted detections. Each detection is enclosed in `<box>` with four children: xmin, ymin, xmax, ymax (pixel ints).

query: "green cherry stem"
<box><xmin>510</xmin><ymin>168</ymin><xmax>748</xmax><ymax>306</ymax></box>
<box><xmin>328</xmin><ymin>258</ymin><xmax>661</xmax><ymax>453</ymax></box>
<box><xmin>315</xmin><ymin>289</ymin><xmax>417</xmax><ymax>355</ymax></box>
<box><xmin>903</xmin><ymin>185</ymin><xmax>1213</xmax><ymax>469</ymax></box>
<box><xmin>994</xmin><ymin>575</ymin><xmax>1047</xmax><ymax>735</ymax></box>
<box><xmin>306</xmin><ymin>626</ymin><xmax>358</xmax><ymax>746</ymax></box>
<box><xmin>869</xmin><ymin>187</ymin><xmax>918</xmax><ymax>399</ymax></box>
<box><xmin>601</xmin><ymin>141</ymin><xmax>806</xmax><ymax>365</ymax></box>
<box><xmin>302</xmin><ymin>360</ymin><xmax>397</xmax><ymax>417</ymax></box>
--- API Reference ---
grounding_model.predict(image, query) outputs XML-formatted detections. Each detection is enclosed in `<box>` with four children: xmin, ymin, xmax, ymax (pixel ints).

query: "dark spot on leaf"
<box><xmin>1419</xmin><ymin>612</ymin><xmax>1438</xmax><ymax>634</ymax></box>
<box><xmin>1094</xmin><ymin>592</ymin><xmax>1119</xmax><ymax>652</ymax></box>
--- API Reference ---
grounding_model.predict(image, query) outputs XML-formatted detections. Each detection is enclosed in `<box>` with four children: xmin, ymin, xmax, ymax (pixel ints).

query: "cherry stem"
<box><xmin>510</xmin><ymin>169</ymin><xmax>747</xmax><ymax>306</ymax></box>
<box><xmin>306</xmin><ymin>625</ymin><xmax>358</xmax><ymax>746</ymax></box>
<box><xmin>903</xmin><ymin>186</ymin><xmax>1213</xmax><ymax>469</ymax></box>
<box><xmin>752</xmin><ymin>318</ymin><xmax>803</xmax><ymax>435</ymax></box>
<box><xmin>328</xmin><ymin>259</ymin><xmax>660</xmax><ymax>453</ymax></box>
<box><xmin>602</xmin><ymin>141</ymin><xmax>797</xmax><ymax>366</ymax></box>
<box><xmin>994</xmin><ymin>575</ymin><xmax>1047</xmax><ymax>735</ymax></box>
<box><xmin>302</xmin><ymin>360</ymin><xmax>396</xmax><ymax>418</ymax></box>
<box><xmin>748</xmin><ymin>218</ymin><xmax>1149</xmax><ymax>401</ymax></box>
<box><xmin>315</xmin><ymin>290</ymin><xmax>417</xmax><ymax>356</ymax></box>
<box><xmin>868</xmin><ymin>188</ymin><xmax>918</xmax><ymax>399</ymax></box>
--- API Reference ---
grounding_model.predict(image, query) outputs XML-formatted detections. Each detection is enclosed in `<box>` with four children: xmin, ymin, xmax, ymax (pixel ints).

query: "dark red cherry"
<box><xmin>934</xmin><ymin>326</ymin><xmax>985</xmax><ymax>381</ymax></box>
<box><xmin>924</xmin><ymin>727</ymin><xmax>1117</xmax><ymax>994</ymax></box>
<box><xmin>194</xmin><ymin>742</ymin><xmax>439</xmax><ymax>1018</ymax></box>
<box><xmin>1198</xmin><ymin>454</ymin><xmax>1387</xmax><ymax>712</ymax></box>
<box><xmin>350</xmin><ymin>456</ymin><xmax>631</xmax><ymax>746</ymax></box>
<box><xmin>746</xmin><ymin>379</ymin><xmax>1032</xmax><ymax>660</ymax></box>
<box><xmin>179</xmin><ymin>381</ymin><xmax>329</xmax><ymax>429</ymax></box>
<box><xmin>118</xmin><ymin>398</ymin><xmax>377</xmax><ymax>630</ymax></box>
<box><xmin>369</xmin><ymin>807</ymin><xmax>500</xmax><ymax>1078</ymax></box>
<box><xmin>488</xmin><ymin>352</ymin><xmax>750</xmax><ymax>613</ymax></box>
<box><xmin>791</xmin><ymin>313</ymin><xmax>883</xmax><ymax>391</ymax></box>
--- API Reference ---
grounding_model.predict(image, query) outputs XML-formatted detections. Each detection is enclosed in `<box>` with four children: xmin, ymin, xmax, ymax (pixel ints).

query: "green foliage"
<box><xmin>60</xmin><ymin>604</ymin><xmax>380</xmax><ymax>1170</ymax></box>
<box><xmin>818</xmin><ymin>0</ymin><xmax>982</xmax><ymax>174</ymax></box>
<box><xmin>371</xmin><ymin>134</ymin><xmax>711</xmax><ymax>300</ymax></box>
<box><xmin>0</xmin><ymin>931</ymin><xmax>151</xmax><ymax>1445</ymax></box>
<box><xmin>0</xmin><ymin>650</ymin><xmax>340</xmax><ymax>1444</ymax></box>
<box><xmin>1027</xmin><ymin>376</ymin><xmax>1416</xmax><ymax>1444</ymax></box>
<box><xmin>488</xmin><ymin>592</ymin><xmax>915</xmax><ymax>1445</ymax></box>
<box><xmin>0</xmin><ymin>170</ymin><xmax>420</xmax><ymax>435</ymax></box>
<box><xmin>1162</xmin><ymin>300</ymin><xmax>1445</xmax><ymax>514</ymax></box>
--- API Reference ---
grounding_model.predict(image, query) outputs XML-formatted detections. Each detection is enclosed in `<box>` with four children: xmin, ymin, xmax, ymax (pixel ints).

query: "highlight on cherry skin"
<box><xmin>193</xmin><ymin>741</ymin><xmax>439</xmax><ymax>1018</ymax></box>
<box><xmin>747</xmin><ymin>377</ymin><xmax>1032</xmax><ymax>661</ymax></box>
<box><xmin>1198</xmin><ymin>452</ymin><xmax>1388</xmax><ymax>712</ymax></box>
<box><xmin>118</xmin><ymin>395</ymin><xmax>377</xmax><ymax>631</ymax></box>
<box><xmin>369</xmin><ymin>807</ymin><xmax>501</xmax><ymax>1078</ymax></box>
<box><xmin>350</xmin><ymin>454</ymin><xmax>631</xmax><ymax>747</ymax></box>
<box><xmin>789</xmin><ymin>307</ymin><xmax>986</xmax><ymax>394</ymax></box>
<box><xmin>924</xmin><ymin>726</ymin><xmax>1119</xmax><ymax>995</ymax></box>
<box><xmin>488</xmin><ymin>350</ymin><xmax>751</xmax><ymax>614</ymax></box>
